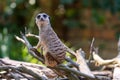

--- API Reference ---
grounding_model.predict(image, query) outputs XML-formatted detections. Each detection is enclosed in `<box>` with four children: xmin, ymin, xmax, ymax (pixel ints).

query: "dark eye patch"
<box><xmin>43</xmin><ymin>14</ymin><xmax>47</xmax><ymax>18</ymax></box>
<box><xmin>37</xmin><ymin>15</ymin><xmax>41</xmax><ymax>19</ymax></box>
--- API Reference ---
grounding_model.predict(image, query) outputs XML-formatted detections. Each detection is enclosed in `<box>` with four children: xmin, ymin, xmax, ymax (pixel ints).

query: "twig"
<box><xmin>49</xmin><ymin>64</ymin><xmax>96</xmax><ymax>79</ymax></box>
<box><xmin>88</xmin><ymin>38</ymin><xmax>95</xmax><ymax>63</ymax></box>
<box><xmin>18</xmin><ymin>64</ymin><xmax>48</xmax><ymax>80</ymax></box>
<box><xmin>90</xmin><ymin>38</ymin><xmax>95</xmax><ymax>54</ymax></box>
<box><xmin>65</xmin><ymin>57</ymin><xmax>79</xmax><ymax>69</ymax></box>
<box><xmin>92</xmin><ymin>51</ymin><xmax>115</xmax><ymax>66</ymax></box>
<box><xmin>15</xmin><ymin>35</ymin><xmax>25</xmax><ymax>44</ymax></box>
<box><xmin>25</xmin><ymin>32</ymin><xmax>39</xmax><ymax>39</ymax></box>
<box><xmin>15</xmin><ymin>32</ymin><xmax>44</xmax><ymax>63</ymax></box>
<box><xmin>66</xmin><ymin>46</ymin><xmax>76</xmax><ymax>57</ymax></box>
<box><xmin>15</xmin><ymin>70</ymin><xmax>34</xmax><ymax>80</ymax></box>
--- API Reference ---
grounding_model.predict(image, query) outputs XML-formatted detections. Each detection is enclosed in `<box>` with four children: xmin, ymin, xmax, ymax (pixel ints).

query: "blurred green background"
<box><xmin>0</xmin><ymin>0</ymin><xmax>120</xmax><ymax>63</ymax></box>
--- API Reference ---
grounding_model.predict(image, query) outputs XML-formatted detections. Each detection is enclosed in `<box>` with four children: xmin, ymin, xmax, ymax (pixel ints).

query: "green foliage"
<box><xmin>92</xmin><ymin>10</ymin><xmax>105</xmax><ymax>25</ymax></box>
<box><xmin>65</xmin><ymin>9</ymin><xmax>77</xmax><ymax>18</ymax></box>
<box><xmin>21</xmin><ymin>47</ymin><xmax>39</xmax><ymax>63</ymax></box>
<box><xmin>0</xmin><ymin>27</ymin><xmax>22</xmax><ymax>60</ymax></box>
<box><xmin>0</xmin><ymin>0</ymin><xmax>38</xmax><ymax>62</ymax></box>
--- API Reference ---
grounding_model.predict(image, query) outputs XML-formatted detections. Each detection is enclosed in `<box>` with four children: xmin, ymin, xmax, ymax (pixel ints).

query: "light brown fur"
<box><xmin>35</xmin><ymin>13</ymin><xmax>67</xmax><ymax>67</ymax></box>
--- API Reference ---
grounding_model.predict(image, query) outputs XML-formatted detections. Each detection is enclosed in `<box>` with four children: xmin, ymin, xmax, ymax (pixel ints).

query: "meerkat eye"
<box><xmin>43</xmin><ymin>14</ymin><xmax>47</xmax><ymax>18</ymax></box>
<box><xmin>37</xmin><ymin>15</ymin><xmax>41</xmax><ymax>19</ymax></box>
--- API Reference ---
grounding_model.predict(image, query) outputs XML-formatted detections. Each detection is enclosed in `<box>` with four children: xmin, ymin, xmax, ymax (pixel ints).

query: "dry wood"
<box><xmin>113</xmin><ymin>67</ymin><xmax>120</xmax><ymax>80</ymax></box>
<box><xmin>14</xmin><ymin>32</ymin><xmax>96</xmax><ymax>80</ymax></box>
<box><xmin>0</xmin><ymin>58</ymin><xmax>57</xmax><ymax>79</ymax></box>
<box><xmin>76</xmin><ymin>48</ymin><xmax>95</xmax><ymax>78</ymax></box>
<box><xmin>1</xmin><ymin>31</ymin><xmax>119</xmax><ymax>79</ymax></box>
<box><xmin>91</xmin><ymin>38</ymin><xmax>120</xmax><ymax>67</ymax></box>
<box><xmin>89</xmin><ymin>37</ymin><xmax>120</xmax><ymax>80</ymax></box>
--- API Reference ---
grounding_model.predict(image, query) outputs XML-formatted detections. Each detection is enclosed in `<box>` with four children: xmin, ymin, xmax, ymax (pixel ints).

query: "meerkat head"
<box><xmin>35</xmin><ymin>13</ymin><xmax>50</xmax><ymax>28</ymax></box>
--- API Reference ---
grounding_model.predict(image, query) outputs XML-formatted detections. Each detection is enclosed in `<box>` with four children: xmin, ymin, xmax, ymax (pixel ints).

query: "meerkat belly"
<box><xmin>41</xmin><ymin>38</ymin><xmax>66</xmax><ymax>63</ymax></box>
<box><xmin>47</xmin><ymin>38</ymin><xmax>67</xmax><ymax>58</ymax></box>
<box><xmin>47</xmin><ymin>36</ymin><xmax>63</xmax><ymax>50</ymax></box>
<box><xmin>40</xmin><ymin>31</ymin><xmax>67</xmax><ymax>61</ymax></box>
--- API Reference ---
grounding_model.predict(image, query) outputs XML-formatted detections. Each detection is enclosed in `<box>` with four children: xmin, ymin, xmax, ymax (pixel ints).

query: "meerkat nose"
<box><xmin>40</xmin><ymin>17</ymin><xmax>44</xmax><ymax>21</ymax></box>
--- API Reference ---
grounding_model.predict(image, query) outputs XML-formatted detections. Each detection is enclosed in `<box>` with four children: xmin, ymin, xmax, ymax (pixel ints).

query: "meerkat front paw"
<box><xmin>33</xmin><ymin>46</ymin><xmax>43</xmax><ymax>51</ymax></box>
<box><xmin>33</xmin><ymin>46</ymin><xmax>38</xmax><ymax>49</ymax></box>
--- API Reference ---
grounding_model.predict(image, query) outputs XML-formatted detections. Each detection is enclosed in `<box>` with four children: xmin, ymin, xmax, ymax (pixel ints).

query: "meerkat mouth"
<box><xmin>40</xmin><ymin>18</ymin><xmax>44</xmax><ymax>21</ymax></box>
<box><xmin>40</xmin><ymin>20</ymin><xmax>46</xmax><ymax>23</ymax></box>
<box><xmin>37</xmin><ymin>20</ymin><xmax>46</xmax><ymax>27</ymax></box>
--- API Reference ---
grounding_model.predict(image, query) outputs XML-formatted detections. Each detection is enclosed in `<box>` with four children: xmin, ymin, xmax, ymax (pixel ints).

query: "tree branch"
<box><xmin>15</xmin><ymin>31</ymin><xmax>98</xmax><ymax>80</ymax></box>
<box><xmin>0</xmin><ymin>58</ymin><xmax>57</xmax><ymax>79</ymax></box>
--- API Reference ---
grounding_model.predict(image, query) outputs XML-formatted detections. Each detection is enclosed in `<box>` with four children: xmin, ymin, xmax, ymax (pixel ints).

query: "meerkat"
<box><xmin>35</xmin><ymin>13</ymin><xmax>68</xmax><ymax>67</ymax></box>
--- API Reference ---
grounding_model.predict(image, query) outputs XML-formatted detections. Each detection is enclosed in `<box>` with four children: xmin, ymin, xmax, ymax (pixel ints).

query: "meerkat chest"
<box><xmin>40</xmin><ymin>31</ymin><xmax>66</xmax><ymax>53</ymax></box>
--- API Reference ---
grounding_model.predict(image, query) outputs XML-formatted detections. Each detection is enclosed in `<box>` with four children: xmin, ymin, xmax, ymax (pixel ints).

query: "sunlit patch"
<box><xmin>29</xmin><ymin>0</ymin><xmax>36</xmax><ymax>5</ymax></box>
<box><xmin>10</xmin><ymin>2</ymin><xmax>16</xmax><ymax>9</ymax></box>
<box><xmin>1</xmin><ymin>45</ymin><xmax>7</xmax><ymax>53</ymax></box>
